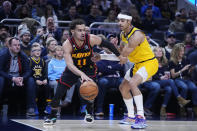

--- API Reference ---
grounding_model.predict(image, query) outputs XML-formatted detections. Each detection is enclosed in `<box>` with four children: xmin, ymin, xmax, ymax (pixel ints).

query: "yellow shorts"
<box><xmin>124</xmin><ymin>58</ymin><xmax>158</xmax><ymax>83</ymax></box>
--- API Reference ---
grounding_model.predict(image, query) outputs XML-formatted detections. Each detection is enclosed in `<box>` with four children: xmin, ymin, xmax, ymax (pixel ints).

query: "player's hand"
<box><xmin>36</xmin><ymin>80</ymin><xmax>43</xmax><ymax>85</ymax></box>
<box><xmin>118</xmin><ymin>55</ymin><xmax>128</xmax><ymax>65</ymax></box>
<box><xmin>80</xmin><ymin>73</ymin><xmax>93</xmax><ymax>83</ymax></box>
<box><xmin>43</xmin><ymin>79</ymin><xmax>48</xmax><ymax>85</ymax></box>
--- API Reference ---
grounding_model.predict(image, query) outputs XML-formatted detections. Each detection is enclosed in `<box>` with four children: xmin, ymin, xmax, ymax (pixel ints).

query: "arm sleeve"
<box><xmin>100</xmin><ymin>39</ymin><xmax>120</xmax><ymax>57</ymax></box>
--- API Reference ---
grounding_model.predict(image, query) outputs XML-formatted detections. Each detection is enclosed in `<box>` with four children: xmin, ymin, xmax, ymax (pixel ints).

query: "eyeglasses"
<box><xmin>32</xmin><ymin>49</ymin><xmax>41</xmax><ymax>52</ymax></box>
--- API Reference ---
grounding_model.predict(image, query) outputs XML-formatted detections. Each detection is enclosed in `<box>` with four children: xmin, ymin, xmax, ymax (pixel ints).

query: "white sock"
<box><xmin>134</xmin><ymin>94</ymin><xmax>144</xmax><ymax>117</ymax></box>
<box><xmin>123</xmin><ymin>98</ymin><xmax>135</xmax><ymax>118</ymax></box>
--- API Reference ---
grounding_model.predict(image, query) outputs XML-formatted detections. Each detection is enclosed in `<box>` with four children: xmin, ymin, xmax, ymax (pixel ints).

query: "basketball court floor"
<box><xmin>1</xmin><ymin>115</ymin><xmax>197</xmax><ymax>131</ymax></box>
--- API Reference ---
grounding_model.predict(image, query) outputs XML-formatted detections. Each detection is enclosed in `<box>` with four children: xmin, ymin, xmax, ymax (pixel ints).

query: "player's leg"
<box><xmin>44</xmin><ymin>71</ymin><xmax>79</xmax><ymax>125</ymax></box>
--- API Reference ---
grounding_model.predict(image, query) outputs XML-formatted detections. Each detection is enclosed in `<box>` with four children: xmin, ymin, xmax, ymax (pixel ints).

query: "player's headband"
<box><xmin>117</xmin><ymin>13</ymin><xmax>132</xmax><ymax>20</ymax></box>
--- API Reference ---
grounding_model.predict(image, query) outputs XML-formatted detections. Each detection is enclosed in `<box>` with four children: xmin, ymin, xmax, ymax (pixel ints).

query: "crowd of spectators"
<box><xmin>0</xmin><ymin>0</ymin><xmax>197</xmax><ymax>118</ymax></box>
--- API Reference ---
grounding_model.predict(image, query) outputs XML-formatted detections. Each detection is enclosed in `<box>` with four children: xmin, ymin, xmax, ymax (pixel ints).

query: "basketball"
<box><xmin>79</xmin><ymin>81</ymin><xmax>98</xmax><ymax>101</ymax></box>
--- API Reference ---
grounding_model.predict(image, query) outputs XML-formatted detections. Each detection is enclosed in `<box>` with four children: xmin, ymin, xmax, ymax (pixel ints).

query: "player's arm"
<box><xmin>121</xmin><ymin>31</ymin><xmax>144</xmax><ymax>57</ymax></box>
<box><xmin>89</xmin><ymin>34</ymin><xmax>120</xmax><ymax>57</ymax></box>
<box><xmin>63</xmin><ymin>40</ymin><xmax>86</xmax><ymax>77</ymax></box>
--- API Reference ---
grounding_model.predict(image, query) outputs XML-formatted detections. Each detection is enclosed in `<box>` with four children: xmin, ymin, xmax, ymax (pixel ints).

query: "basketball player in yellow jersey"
<box><xmin>117</xmin><ymin>11</ymin><xmax>158</xmax><ymax>129</ymax></box>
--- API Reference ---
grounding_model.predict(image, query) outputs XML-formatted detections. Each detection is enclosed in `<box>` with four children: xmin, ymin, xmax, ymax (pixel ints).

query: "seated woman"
<box><xmin>169</xmin><ymin>43</ymin><xmax>197</xmax><ymax>117</ymax></box>
<box><xmin>151</xmin><ymin>46</ymin><xmax>190</xmax><ymax>116</ymax></box>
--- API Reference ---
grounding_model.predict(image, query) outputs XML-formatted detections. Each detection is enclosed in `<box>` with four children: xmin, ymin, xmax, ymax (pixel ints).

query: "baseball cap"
<box><xmin>175</xmin><ymin>12</ymin><xmax>181</xmax><ymax>17</ymax></box>
<box><xmin>166</xmin><ymin>31</ymin><xmax>176</xmax><ymax>38</ymax></box>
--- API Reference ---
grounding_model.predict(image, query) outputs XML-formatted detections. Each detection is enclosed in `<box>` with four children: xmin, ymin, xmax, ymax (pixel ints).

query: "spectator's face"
<box><xmin>108</xmin><ymin>10</ymin><xmax>116</xmax><ymax>20</ymax></box>
<box><xmin>145</xmin><ymin>9</ymin><xmax>152</xmax><ymax>17</ymax></box>
<box><xmin>55</xmin><ymin>48</ymin><xmax>64</xmax><ymax>58</ymax></box>
<box><xmin>91</xmin><ymin>5</ymin><xmax>99</xmax><ymax>15</ymax></box>
<box><xmin>166</xmin><ymin>36</ymin><xmax>176</xmax><ymax>46</ymax></box>
<box><xmin>72</xmin><ymin>24</ymin><xmax>86</xmax><ymax>41</ymax></box>
<box><xmin>62</xmin><ymin>30</ymin><xmax>69</xmax><ymax>41</ymax></box>
<box><xmin>0</xmin><ymin>27</ymin><xmax>8</xmax><ymax>40</ymax></box>
<box><xmin>31</xmin><ymin>46</ymin><xmax>41</xmax><ymax>57</ymax></box>
<box><xmin>9</xmin><ymin>39</ymin><xmax>21</xmax><ymax>54</ymax></box>
<box><xmin>154</xmin><ymin>47</ymin><xmax>163</xmax><ymax>58</ymax></box>
<box><xmin>36</xmin><ymin>28</ymin><xmax>44</xmax><ymax>36</ymax></box>
<box><xmin>3</xmin><ymin>2</ymin><xmax>11</xmax><ymax>13</ymax></box>
<box><xmin>47</xmin><ymin>17</ymin><xmax>55</xmax><ymax>31</ymax></box>
<box><xmin>48</xmin><ymin>40</ymin><xmax>57</xmax><ymax>52</ymax></box>
<box><xmin>69</xmin><ymin>6</ymin><xmax>76</xmax><ymax>16</ymax></box>
<box><xmin>21</xmin><ymin>33</ymin><xmax>31</xmax><ymax>43</ymax></box>
<box><xmin>185</xmin><ymin>34</ymin><xmax>192</xmax><ymax>43</ymax></box>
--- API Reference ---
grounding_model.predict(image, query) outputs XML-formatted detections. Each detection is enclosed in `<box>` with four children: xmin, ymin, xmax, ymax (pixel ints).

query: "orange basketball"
<box><xmin>79</xmin><ymin>81</ymin><xmax>98</xmax><ymax>101</ymax></box>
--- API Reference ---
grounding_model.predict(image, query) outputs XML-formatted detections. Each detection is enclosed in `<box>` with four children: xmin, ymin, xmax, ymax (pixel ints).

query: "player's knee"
<box><xmin>129</xmin><ymin>81</ymin><xmax>137</xmax><ymax>89</ymax></box>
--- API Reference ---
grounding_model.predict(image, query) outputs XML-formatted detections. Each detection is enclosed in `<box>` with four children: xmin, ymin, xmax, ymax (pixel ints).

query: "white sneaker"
<box><xmin>84</xmin><ymin>114</ymin><xmax>94</xmax><ymax>124</ymax></box>
<box><xmin>43</xmin><ymin>118</ymin><xmax>56</xmax><ymax>125</ymax></box>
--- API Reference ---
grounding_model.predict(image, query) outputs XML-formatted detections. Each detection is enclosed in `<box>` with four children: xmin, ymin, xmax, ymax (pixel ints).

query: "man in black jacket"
<box><xmin>0</xmin><ymin>37</ymin><xmax>36</xmax><ymax>116</ymax></box>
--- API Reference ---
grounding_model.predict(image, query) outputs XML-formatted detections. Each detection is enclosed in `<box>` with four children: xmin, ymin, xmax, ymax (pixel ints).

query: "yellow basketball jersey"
<box><xmin>121</xmin><ymin>27</ymin><xmax>155</xmax><ymax>63</ymax></box>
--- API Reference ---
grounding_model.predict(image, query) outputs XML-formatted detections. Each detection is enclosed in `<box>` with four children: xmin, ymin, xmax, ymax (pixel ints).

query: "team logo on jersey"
<box><xmin>84</xmin><ymin>45</ymin><xmax>88</xmax><ymax>50</ymax></box>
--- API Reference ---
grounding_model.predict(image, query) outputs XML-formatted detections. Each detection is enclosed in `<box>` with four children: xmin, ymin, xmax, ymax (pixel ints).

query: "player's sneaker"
<box><xmin>44</xmin><ymin>117</ymin><xmax>57</xmax><ymax>125</ymax></box>
<box><xmin>119</xmin><ymin>116</ymin><xmax>136</xmax><ymax>125</ymax></box>
<box><xmin>84</xmin><ymin>114</ymin><xmax>94</xmax><ymax>124</ymax></box>
<box><xmin>131</xmin><ymin>115</ymin><xmax>147</xmax><ymax>129</ymax></box>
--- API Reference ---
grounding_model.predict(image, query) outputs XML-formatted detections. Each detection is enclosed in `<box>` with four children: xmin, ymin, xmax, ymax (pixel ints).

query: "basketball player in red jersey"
<box><xmin>44</xmin><ymin>19</ymin><xmax>124</xmax><ymax>124</ymax></box>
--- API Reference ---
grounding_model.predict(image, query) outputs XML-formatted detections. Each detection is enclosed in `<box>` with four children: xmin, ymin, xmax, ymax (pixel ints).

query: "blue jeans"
<box><xmin>96</xmin><ymin>77</ymin><xmax>123</xmax><ymax>112</ymax></box>
<box><xmin>155</xmin><ymin>80</ymin><xmax>173</xmax><ymax>107</ymax></box>
<box><xmin>0</xmin><ymin>76</ymin><xmax>36</xmax><ymax>109</ymax></box>
<box><xmin>142</xmin><ymin>80</ymin><xmax>173</xmax><ymax>108</ymax></box>
<box><xmin>141</xmin><ymin>81</ymin><xmax>160</xmax><ymax>109</ymax></box>
<box><xmin>175</xmin><ymin>78</ymin><xmax>197</xmax><ymax>105</ymax></box>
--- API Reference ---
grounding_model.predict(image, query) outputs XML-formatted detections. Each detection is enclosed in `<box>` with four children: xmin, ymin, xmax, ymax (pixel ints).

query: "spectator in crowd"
<box><xmin>187</xmin><ymin>35</ymin><xmax>197</xmax><ymax>84</ymax></box>
<box><xmin>108</xmin><ymin>0</ymin><xmax>121</xmax><ymax>15</ymax></box>
<box><xmin>179</xmin><ymin>8</ymin><xmax>188</xmax><ymax>24</ymax></box>
<box><xmin>0</xmin><ymin>1</ymin><xmax>15</xmax><ymax>21</ymax></box>
<box><xmin>185</xmin><ymin>9</ymin><xmax>197</xmax><ymax>34</ymax></box>
<box><xmin>61</xmin><ymin>4</ymin><xmax>81</xmax><ymax>21</ymax></box>
<box><xmin>40</xmin><ymin>4</ymin><xmax>58</xmax><ymax>27</ymax></box>
<box><xmin>43</xmin><ymin>37</ymin><xmax>57</xmax><ymax>64</ymax></box>
<box><xmin>142</xmin><ymin>6</ymin><xmax>158</xmax><ymax>34</ymax></box>
<box><xmin>130</xmin><ymin>8</ymin><xmax>143</xmax><ymax>29</ymax></box>
<box><xmin>183</xmin><ymin>33</ymin><xmax>194</xmax><ymax>55</ymax></box>
<box><xmin>15</xmin><ymin>23</ymin><xmax>29</xmax><ymax>38</ymax></box>
<box><xmin>17</xmin><ymin>5</ymin><xmax>32</xmax><ymax>19</ymax></box>
<box><xmin>160</xmin><ymin>1</ymin><xmax>174</xmax><ymax>20</ymax></box>
<box><xmin>141</xmin><ymin>0</ymin><xmax>162</xmax><ymax>18</ymax></box>
<box><xmin>100</xmin><ymin>0</ymin><xmax>111</xmax><ymax>15</ymax></box>
<box><xmin>45</xmin><ymin>17</ymin><xmax>62</xmax><ymax>42</ymax></box>
<box><xmin>0</xmin><ymin>23</ymin><xmax>10</xmax><ymax>50</ymax></box>
<box><xmin>19</xmin><ymin>30</ymin><xmax>31</xmax><ymax>56</ymax></box>
<box><xmin>169</xmin><ymin>12</ymin><xmax>185</xmax><ymax>33</ymax></box>
<box><xmin>0</xmin><ymin>37</ymin><xmax>36</xmax><ymax>116</ymax></box>
<box><xmin>29</xmin><ymin>43</ymin><xmax>50</xmax><ymax>115</ymax></box>
<box><xmin>164</xmin><ymin>31</ymin><xmax>177</xmax><ymax>60</ymax></box>
<box><xmin>169</xmin><ymin>43</ymin><xmax>197</xmax><ymax>117</ymax></box>
<box><xmin>60</xmin><ymin>29</ymin><xmax>70</xmax><ymax>45</ymax></box>
<box><xmin>85</xmin><ymin>4</ymin><xmax>104</xmax><ymax>26</ymax></box>
<box><xmin>152</xmin><ymin>46</ymin><xmax>190</xmax><ymax>116</ymax></box>
<box><xmin>14</xmin><ymin>0</ymin><xmax>34</xmax><ymax>20</ymax></box>
<box><xmin>117</xmin><ymin>0</ymin><xmax>133</xmax><ymax>13</ymax></box>
<box><xmin>32</xmin><ymin>0</ymin><xmax>47</xmax><ymax>21</ymax></box>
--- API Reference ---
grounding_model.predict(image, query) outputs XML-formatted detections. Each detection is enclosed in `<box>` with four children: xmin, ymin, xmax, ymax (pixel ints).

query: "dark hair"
<box><xmin>8</xmin><ymin>37</ymin><xmax>20</xmax><ymax>45</ymax></box>
<box><xmin>120</xmin><ymin>10</ymin><xmax>132</xmax><ymax>17</ymax></box>
<box><xmin>69</xmin><ymin>19</ymin><xmax>86</xmax><ymax>31</ymax></box>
